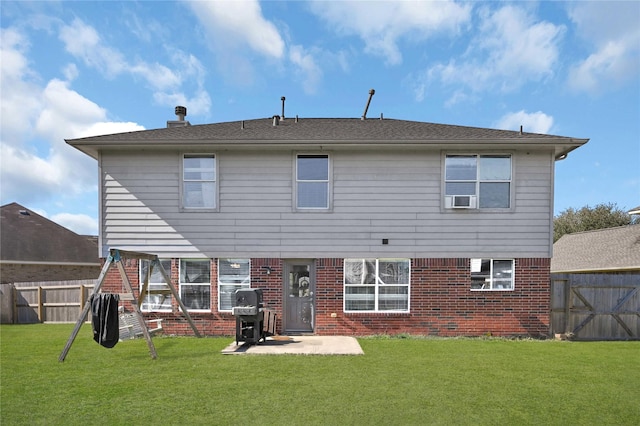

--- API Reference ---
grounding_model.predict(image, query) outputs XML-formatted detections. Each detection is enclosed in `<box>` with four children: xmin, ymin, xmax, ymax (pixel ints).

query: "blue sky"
<box><xmin>1</xmin><ymin>1</ymin><xmax>638</xmax><ymax>236</ymax></box>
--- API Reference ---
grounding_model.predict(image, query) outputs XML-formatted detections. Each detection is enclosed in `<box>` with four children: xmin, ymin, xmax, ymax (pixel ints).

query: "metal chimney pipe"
<box><xmin>281</xmin><ymin>96</ymin><xmax>286</xmax><ymax>120</ymax></box>
<box><xmin>175</xmin><ymin>106</ymin><xmax>187</xmax><ymax>121</ymax></box>
<box><xmin>361</xmin><ymin>89</ymin><xmax>375</xmax><ymax>120</ymax></box>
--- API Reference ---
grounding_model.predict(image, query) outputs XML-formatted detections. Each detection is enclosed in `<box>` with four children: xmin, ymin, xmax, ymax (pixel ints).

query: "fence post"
<box><xmin>37</xmin><ymin>286</ymin><xmax>43</xmax><ymax>322</ymax></box>
<box><xmin>12</xmin><ymin>286</ymin><xmax>18</xmax><ymax>324</ymax></box>
<box><xmin>80</xmin><ymin>284</ymin><xmax>86</xmax><ymax>319</ymax></box>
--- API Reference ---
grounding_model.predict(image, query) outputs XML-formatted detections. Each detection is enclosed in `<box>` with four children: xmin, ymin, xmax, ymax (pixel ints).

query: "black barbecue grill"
<box><xmin>232</xmin><ymin>289</ymin><xmax>265</xmax><ymax>345</ymax></box>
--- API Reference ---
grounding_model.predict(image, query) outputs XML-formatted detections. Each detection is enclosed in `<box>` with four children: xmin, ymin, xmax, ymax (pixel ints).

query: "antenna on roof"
<box><xmin>361</xmin><ymin>89</ymin><xmax>375</xmax><ymax>120</ymax></box>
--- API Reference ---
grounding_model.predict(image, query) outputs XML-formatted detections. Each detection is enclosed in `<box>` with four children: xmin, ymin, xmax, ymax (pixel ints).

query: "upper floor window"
<box><xmin>471</xmin><ymin>259</ymin><xmax>514</xmax><ymax>290</ymax></box>
<box><xmin>445</xmin><ymin>154</ymin><xmax>511</xmax><ymax>208</ymax></box>
<box><xmin>139</xmin><ymin>259</ymin><xmax>173</xmax><ymax>312</ymax></box>
<box><xmin>296</xmin><ymin>154</ymin><xmax>329</xmax><ymax>209</ymax></box>
<box><xmin>218</xmin><ymin>259</ymin><xmax>251</xmax><ymax>311</ymax></box>
<box><xmin>183</xmin><ymin>154</ymin><xmax>216</xmax><ymax>208</ymax></box>
<box><xmin>179</xmin><ymin>259</ymin><xmax>211</xmax><ymax>311</ymax></box>
<box><xmin>344</xmin><ymin>259</ymin><xmax>410</xmax><ymax>312</ymax></box>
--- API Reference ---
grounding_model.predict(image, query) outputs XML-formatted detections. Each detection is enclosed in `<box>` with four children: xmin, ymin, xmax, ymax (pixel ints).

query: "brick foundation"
<box><xmin>101</xmin><ymin>257</ymin><xmax>550</xmax><ymax>338</ymax></box>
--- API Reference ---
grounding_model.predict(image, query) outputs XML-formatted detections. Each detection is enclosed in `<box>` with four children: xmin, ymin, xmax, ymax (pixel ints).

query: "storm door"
<box><xmin>283</xmin><ymin>261</ymin><xmax>315</xmax><ymax>333</ymax></box>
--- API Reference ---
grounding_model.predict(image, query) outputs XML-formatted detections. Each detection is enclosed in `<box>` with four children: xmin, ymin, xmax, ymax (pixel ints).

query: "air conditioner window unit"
<box><xmin>445</xmin><ymin>195</ymin><xmax>477</xmax><ymax>209</ymax></box>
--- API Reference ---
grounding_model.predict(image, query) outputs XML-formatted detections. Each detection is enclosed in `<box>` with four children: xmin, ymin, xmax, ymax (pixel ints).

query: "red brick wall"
<box><xmin>100</xmin><ymin>257</ymin><xmax>550</xmax><ymax>338</ymax></box>
<box><xmin>317</xmin><ymin>258</ymin><xmax>550</xmax><ymax>337</ymax></box>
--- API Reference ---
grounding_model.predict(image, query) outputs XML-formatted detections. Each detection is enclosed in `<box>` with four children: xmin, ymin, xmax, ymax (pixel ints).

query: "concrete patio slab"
<box><xmin>221</xmin><ymin>335</ymin><xmax>364</xmax><ymax>355</ymax></box>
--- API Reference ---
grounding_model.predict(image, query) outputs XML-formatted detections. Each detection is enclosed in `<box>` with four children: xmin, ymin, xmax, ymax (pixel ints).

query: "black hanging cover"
<box><xmin>91</xmin><ymin>293</ymin><xmax>120</xmax><ymax>348</ymax></box>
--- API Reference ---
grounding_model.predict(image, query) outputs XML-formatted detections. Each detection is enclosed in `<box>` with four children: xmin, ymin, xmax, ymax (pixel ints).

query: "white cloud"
<box><xmin>185</xmin><ymin>0</ymin><xmax>285</xmax><ymax>88</ymax></box>
<box><xmin>494</xmin><ymin>110</ymin><xmax>554</xmax><ymax>134</ymax></box>
<box><xmin>60</xmin><ymin>18</ymin><xmax>180</xmax><ymax>90</ymax></box>
<box><xmin>289</xmin><ymin>45</ymin><xmax>322</xmax><ymax>95</ymax></box>
<box><xmin>187</xmin><ymin>0</ymin><xmax>285</xmax><ymax>59</ymax></box>
<box><xmin>567</xmin><ymin>2</ymin><xmax>640</xmax><ymax>94</ymax></box>
<box><xmin>309</xmin><ymin>0</ymin><xmax>471</xmax><ymax>65</ymax></box>
<box><xmin>58</xmin><ymin>18</ymin><xmax>207</xmax><ymax>110</ymax></box>
<box><xmin>419</xmin><ymin>5</ymin><xmax>564</xmax><ymax>102</ymax></box>
<box><xmin>0</xmin><ymin>28</ymin><xmax>43</xmax><ymax>149</ymax></box>
<box><xmin>0</xmin><ymin>28</ymin><xmax>144</xmax><ymax>218</ymax></box>
<box><xmin>59</xmin><ymin>18</ymin><xmax>127</xmax><ymax>78</ymax></box>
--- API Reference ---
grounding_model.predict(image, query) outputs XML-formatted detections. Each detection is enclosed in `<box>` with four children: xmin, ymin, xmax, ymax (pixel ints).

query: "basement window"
<box><xmin>179</xmin><ymin>259</ymin><xmax>211</xmax><ymax>311</ymax></box>
<box><xmin>139</xmin><ymin>259</ymin><xmax>173</xmax><ymax>312</ymax></box>
<box><xmin>218</xmin><ymin>259</ymin><xmax>251</xmax><ymax>312</ymax></box>
<box><xmin>471</xmin><ymin>259</ymin><xmax>514</xmax><ymax>290</ymax></box>
<box><xmin>344</xmin><ymin>259</ymin><xmax>410</xmax><ymax>312</ymax></box>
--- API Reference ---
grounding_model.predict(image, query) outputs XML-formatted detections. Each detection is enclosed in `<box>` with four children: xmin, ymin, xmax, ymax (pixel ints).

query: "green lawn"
<box><xmin>1</xmin><ymin>324</ymin><xmax>639</xmax><ymax>425</ymax></box>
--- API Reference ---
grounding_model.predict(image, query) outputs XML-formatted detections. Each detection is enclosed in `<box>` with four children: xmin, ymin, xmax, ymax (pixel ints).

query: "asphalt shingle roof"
<box><xmin>67</xmin><ymin>117</ymin><xmax>588</xmax><ymax>159</ymax></box>
<box><xmin>551</xmin><ymin>225</ymin><xmax>640</xmax><ymax>273</ymax></box>
<box><xmin>0</xmin><ymin>203</ymin><xmax>99</xmax><ymax>264</ymax></box>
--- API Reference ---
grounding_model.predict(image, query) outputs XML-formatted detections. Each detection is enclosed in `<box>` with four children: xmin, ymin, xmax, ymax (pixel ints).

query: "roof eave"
<box><xmin>551</xmin><ymin>265</ymin><xmax>640</xmax><ymax>274</ymax></box>
<box><xmin>67</xmin><ymin>137</ymin><xmax>589</xmax><ymax>157</ymax></box>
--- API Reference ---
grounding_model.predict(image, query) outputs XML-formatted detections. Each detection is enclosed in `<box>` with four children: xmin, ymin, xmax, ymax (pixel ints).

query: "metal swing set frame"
<box><xmin>59</xmin><ymin>249</ymin><xmax>201</xmax><ymax>362</ymax></box>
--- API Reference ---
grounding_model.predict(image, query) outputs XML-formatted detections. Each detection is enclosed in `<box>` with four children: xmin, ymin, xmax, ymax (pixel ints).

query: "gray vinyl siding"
<box><xmin>99</xmin><ymin>148</ymin><xmax>554</xmax><ymax>259</ymax></box>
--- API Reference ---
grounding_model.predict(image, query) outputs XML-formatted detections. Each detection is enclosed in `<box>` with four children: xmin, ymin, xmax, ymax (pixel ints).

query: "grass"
<box><xmin>1</xmin><ymin>324</ymin><xmax>639</xmax><ymax>425</ymax></box>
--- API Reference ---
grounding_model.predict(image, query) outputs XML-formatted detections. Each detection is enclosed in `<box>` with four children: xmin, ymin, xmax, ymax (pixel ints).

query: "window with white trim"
<box><xmin>183</xmin><ymin>154</ymin><xmax>216</xmax><ymax>208</ymax></box>
<box><xmin>179</xmin><ymin>259</ymin><xmax>211</xmax><ymax>311</ymax></box>
<box><xmin>296</xmin><ymin>154</ymin><xmax>329</xmax><ymax>209</ymax></box>
<box><xmin>471</xmin><ymin>259</ymin><xmax>514</xmax><ymax>290</ymax></box>
<box><xmin>218</xmin><ymin>259</ymin><xmax>251</xmax><ymax>311</ymax></box>
<box><xmin>344</xmin><ymin>259</ymin><xmax>410</xmax><ymax>312</ymax></box>
<box><xmin>139</xmin><ymin>259</ymin><xmax>173</xmax><ymax>312</ymax></box>
<box><xmin>445</xmin><ymin>154</ymin><xmax>511</xmax><ymax>208</ymax></box>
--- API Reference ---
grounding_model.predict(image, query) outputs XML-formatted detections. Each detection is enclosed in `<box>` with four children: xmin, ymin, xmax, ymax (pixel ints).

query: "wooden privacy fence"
<box><xmin>9</xmin><ymin>280</ymin><xmax>95</xmax><ymax>324</ymax></box>
<box><xmin>551</xmin><ymin>273</ymin><xmax>640</xmax><ymax>340</ymax></box>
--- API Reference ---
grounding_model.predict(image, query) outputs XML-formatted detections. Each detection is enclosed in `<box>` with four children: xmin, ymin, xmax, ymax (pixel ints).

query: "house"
<box><xmin>550</xmin><ymin>225</ymin><xmax>640</xmax><ymax>340</ymax></box>
<box><xmin>551</xmin><ymin>225</ymin><xmax>640</xmax><ymax>274</ymax></box>
<box><xmin>0</xmin><ymin>202</ymin><xmax>101</xmax><ymax>284</ymax></box>
<box><xmin>66</xmin><ymin>106</ymin><xmax>588</xmax><ymax>337</ymax></box>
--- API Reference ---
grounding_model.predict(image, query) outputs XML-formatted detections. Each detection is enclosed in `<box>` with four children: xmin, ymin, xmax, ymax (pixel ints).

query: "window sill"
<box><xmin>470</xmin><ymin>288</ymin><xmax>514</xmax><ymax>292</ymax></box>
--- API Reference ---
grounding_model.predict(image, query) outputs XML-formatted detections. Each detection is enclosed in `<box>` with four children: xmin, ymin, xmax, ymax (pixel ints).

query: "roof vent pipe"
<box><xmin>520</xmin><ymin>125</ymin><xmax>523</xmax><ymax>135</ymax></box>
<box><xmin>361</xmin><ymin>89</ymin><xmax>375</xmax><ymax>120</ymax></box>
<box><xmin>273</xmin><ymin>115</ymin><xmax>279</xmax><ymax>126</ymax></box>
<box><xmin>281</xmin><ymin>96</ymin><xmax>286</xmax><ymax>120</ymax></box>
<box><xmin>175</xmin><ymin>106</ymin><xmax>187</xmax><ymax>121</ymax></box>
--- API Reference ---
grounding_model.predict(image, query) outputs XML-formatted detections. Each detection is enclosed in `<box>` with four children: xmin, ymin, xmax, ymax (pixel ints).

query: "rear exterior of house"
<box><xmin>67</xmin><ymin>113</ymin><xmax>588</xmax><ymax>337</ymax></box>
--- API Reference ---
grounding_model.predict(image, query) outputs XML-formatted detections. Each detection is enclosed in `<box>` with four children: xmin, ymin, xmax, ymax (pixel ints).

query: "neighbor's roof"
<box><xmin>551</xmin><ymin>225</ymin><xmax>640</xmax><ymax>273</ymax></box>
<box><xmin>0</xmin><ymin>203</ymin><xmax>99</xmax><ymax>265</ymax></box>
<box><xmin>66</xmin><ymin>117</ymin><xmax>588</xmax><ymax>160</ymax></box>
<box><xmin>628</xmin><ymin>205</ymin><xmax>640</xmax><ymax>215</ymax></box>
